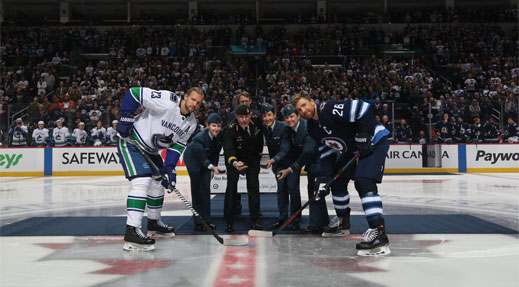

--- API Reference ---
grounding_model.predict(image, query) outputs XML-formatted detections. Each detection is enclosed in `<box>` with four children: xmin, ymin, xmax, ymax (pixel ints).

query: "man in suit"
<box><xmin>276</xmin><ymin>104</ymin><xmax>328</xmax><ymax>234</ymax></box>
<box><xmin>222</xmin><ymin>104</ymin><xmax>264</xmax><ymax>232</ymax></box>
<box><xmin>227</xmin><ymin>91</ymin><xmax>262</xmax><ymax>216</ymax></box>
<box><xmin>184</xmin><ymin>113</ymin><xmax>225</xmax><ymax>232</ymax></box>
<box><xmin>261</xmin><ymin>103</ymin><xmax>301</xmax><ymax>230</ymax></box>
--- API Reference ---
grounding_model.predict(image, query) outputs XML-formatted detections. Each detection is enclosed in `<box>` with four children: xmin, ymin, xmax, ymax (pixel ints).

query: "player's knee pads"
<box><xmin>355</xmin><ymin>177</ymin><xmax>378</xmax><ymax>198</ymax></box>
<box><xmin>148</xmin><ymin>179</ymin><xmax>165</xmax><ymax>197</ymax></box>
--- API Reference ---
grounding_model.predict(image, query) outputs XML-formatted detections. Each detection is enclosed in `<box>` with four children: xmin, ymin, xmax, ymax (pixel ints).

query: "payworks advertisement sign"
<box><xmin>52</xmin><ymin>147</ymin><xmax>124</xmax><ymax>176</ymax></box>
<box><xmin>0</xmin><ymin>148</ymin><xmax>45</xmax><ymax>176</ymax></box>
<box><xmin>466</xmin><ymin>144</ymin><xmax>519</xmax><ymax>172</ymax></box>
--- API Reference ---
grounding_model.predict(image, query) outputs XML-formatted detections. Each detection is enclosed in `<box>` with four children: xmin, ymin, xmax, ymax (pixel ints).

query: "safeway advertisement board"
<box><xmin>0</xmin><ymin>148</ymin><xmax>44</xmax><ymax>175</ymax></box>
<box><xmin>52</xmin><ymin>147</ymin><xmax>122</xmax><ymax>173</ymax></box>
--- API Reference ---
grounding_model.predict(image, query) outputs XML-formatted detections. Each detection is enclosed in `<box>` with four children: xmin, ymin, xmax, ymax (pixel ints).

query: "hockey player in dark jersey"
<box><xmin>504</xmin><ymin>117</ymin><xmax>519</xmax><ymax>143</ymax></box>
<box><xmin>292</xmin><ymin>92</ymin><xmax>391</xmax><ymax>256</ymax></box>
<box><xmin>482</xmin><ymin>117</ymin><xmax>501</xmax><ymax>143</ymax></box>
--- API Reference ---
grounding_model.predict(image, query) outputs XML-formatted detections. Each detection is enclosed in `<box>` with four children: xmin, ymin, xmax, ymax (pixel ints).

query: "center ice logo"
<box><xmin>0</xmin><ymin>154</ymin><xmax>23</xmax><ymax>169</ymax></box>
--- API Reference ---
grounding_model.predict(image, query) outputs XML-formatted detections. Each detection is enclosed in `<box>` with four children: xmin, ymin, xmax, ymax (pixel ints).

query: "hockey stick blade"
<box><xmin>223</xmin><ymin>236</ymin><xmax>249</xmax><ymax>246</ymax></box>
<box><xmin>248</xmin><ymin>230</ymin><xmax>274</xmax><ymax>237</ymax></box>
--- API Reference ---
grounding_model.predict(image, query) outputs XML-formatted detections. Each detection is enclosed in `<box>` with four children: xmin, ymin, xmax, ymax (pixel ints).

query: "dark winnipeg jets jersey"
<box><xmin>307</xmin><ymin>100</ymin><xmax>390</xmax><ymax>177</ymax></box>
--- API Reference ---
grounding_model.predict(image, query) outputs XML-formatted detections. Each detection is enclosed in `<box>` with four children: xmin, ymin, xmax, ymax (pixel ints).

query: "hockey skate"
<box><xmin>147</xmin><ymin>219</ymin><xmax>175</xmax><ymax>238</ymax></box>
<box><xmin>356</xmin><ymin>225</ymin><xmax>391</xmax><ymax>256</ymax></box>
<box><xmin>123</xmin><ymin>225</ymin><xmax>156</xmax><ymax>251</ymax></box>
<box><xmin>322</xmin><ymin>208</ymin><xmax>351</xmax><ymax>237</ymax></box>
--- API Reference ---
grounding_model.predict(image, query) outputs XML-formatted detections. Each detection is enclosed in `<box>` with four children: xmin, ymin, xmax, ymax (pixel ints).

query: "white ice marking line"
<box><xmin>203</xmin><ymin>239</ymin><xmax>226</xmax><ymax>287</ymax></box>
<box><xmin>256</xmin><ymin>237</ymin><xmax>266</xmax><ymax>287</ymax></box>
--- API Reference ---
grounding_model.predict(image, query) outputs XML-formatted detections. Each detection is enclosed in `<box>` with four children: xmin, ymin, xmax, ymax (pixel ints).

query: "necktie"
<box><xmin>268</xmin><ymin>126</ymin><xmax>273</xmax><ymax>136</ymax></box>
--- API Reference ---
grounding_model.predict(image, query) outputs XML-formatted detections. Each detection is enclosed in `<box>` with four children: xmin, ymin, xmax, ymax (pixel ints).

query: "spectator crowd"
<box><xmin>1</xmin><ymin>7</ymin><xmax>518</xmax><ymax>147</ymax></box>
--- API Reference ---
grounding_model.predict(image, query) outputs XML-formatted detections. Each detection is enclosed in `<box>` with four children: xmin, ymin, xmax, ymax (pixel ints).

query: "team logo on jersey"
<box><xmin>319</xmin><ymin>102</ymin><xmax>326</xmax><ymax>112</ymax></box>
<box><xmin>322</xmin><ymin>137</ymin><xmax>347</xmax><ymax>151</ymax></box>
<box><xmin>170</xmin><ymin>93</ymin><xmax>178</xmax><ymax>103</ymax></box>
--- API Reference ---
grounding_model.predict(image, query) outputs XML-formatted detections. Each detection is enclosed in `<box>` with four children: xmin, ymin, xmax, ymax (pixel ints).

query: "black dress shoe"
<box><xmin>272</xmin><ymin>220</ymin><xmax>284</xmax><ymax>229</ymax></box>
<box><xmin>291</xmin><ymin>222</ymin><xmax>301</xmax><ymax>230</ymax></box>
<box><xmin>225</xmin><ymin>223</ymin><xmax>234</xmax><ymax>233</ymax></box>
<box><xmin>250</xmin><ymin>221</ymin><xmax>262</xmax><ymax>230</ymax></box>
<box><xmin>300</xmin><ymin>226</ymin><xmax>323</xmax><ymax>234</ymax></box>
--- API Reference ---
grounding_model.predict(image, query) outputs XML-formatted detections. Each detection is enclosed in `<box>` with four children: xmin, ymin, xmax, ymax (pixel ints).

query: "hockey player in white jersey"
<box><xmin>71</xmin><ymin>122</ymin><xmax>89</xmax><ymax>146</ymax></box>
<box><xmin>105</xmin><ymin>120</ymin><xmax>118</xmax><ymax>146</ymax></box>
<box><xmin>32</xmin><ymin>121</ymin><xmax>50</xmax><ymax>147</ymax></box>
<box><xmin>116</xmin><ymin>86</ymin><xmax>204</xmax><ymax>251</ymax></box>
<box><xmin>91</xmin><ymin>120</ymin><xmax>106</xmax><ymax>146</ymax></box>
<box><xmin>8</xmin><ymin>118</ymin><xmax>28</xmax><ymax>147</ymax></box>
<box><xmin>50</xmin><ymin>118</ymin><xmax>70</xmax><ymax>147</ymax></box>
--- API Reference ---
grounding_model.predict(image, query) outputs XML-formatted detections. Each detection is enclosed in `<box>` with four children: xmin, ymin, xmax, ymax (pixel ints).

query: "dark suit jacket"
<box><xmin>223</xmin><ymin>115</ymin><xmax>264</xmax><ymax>169</ymax></box>
<box><xmin>263</xmin><ymin>120</ymin><xmax>290</xmax><ymax>173</ymax></box>
<box><xmin>184</xmin><ymin>129</ymin><xmax>223</xmax><ymax>172</ymax></box>
<box><xmin>286</xmin><ymin>119</ymin><xmax>319</xmax><ymax>173</ymax></box>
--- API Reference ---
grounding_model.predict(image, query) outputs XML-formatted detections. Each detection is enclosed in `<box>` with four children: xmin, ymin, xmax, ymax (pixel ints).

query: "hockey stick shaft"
<box><xmin>126</xmin><ymin>139</ymin><xmax>227</xmax><ymax>245</ymax></box>
<box><xmin>274</xmin><ymin>152</ymin><xmax>360</xmax><ymax>236</ymax></box>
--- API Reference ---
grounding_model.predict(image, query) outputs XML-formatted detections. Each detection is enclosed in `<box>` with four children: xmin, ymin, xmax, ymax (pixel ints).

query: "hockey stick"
<box><xmin>126</xmin><ymin>138</ymin><xmax>248</xmax><ymax>246</ymax></box>
<box><xmin>248</xmin><ymin>152</ymin><xmax>360</xmax><ymax>237</ymax></box>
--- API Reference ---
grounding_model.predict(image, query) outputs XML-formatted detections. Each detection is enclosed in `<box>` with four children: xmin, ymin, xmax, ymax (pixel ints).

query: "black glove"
<box><xmin>116</xmin><ymin>112</ymin><xmax>135</xmax><ymax>139</ymax></box>
<box><xmin>315</xmin><ymin>177</ymin><xmax>331</xmax><ymax>201</ymax></box>
<box><xmin>355</xmin><ymin>133</ymin><xmax>375</xmax><ymax>158</ymax></box>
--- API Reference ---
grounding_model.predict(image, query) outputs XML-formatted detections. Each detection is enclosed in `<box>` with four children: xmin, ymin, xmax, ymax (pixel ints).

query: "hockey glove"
<box><xmin>355</xmin><ymin>133</ymin><xmax>375</xmax><ymax>158</ymax></box>
<box><xmin>116</xmin><ymin>111</ymin><xmax>135</xmax><ymax>139</ymax></box>
<box><xmin>315</xmin><ymin>177</ymin><xmax>331</xmax><ymax>201</ymax></box>
<box><xmin>161</xmin><ymin>165</ymin><xmax>177</xmax><ymax>190</ymax></box>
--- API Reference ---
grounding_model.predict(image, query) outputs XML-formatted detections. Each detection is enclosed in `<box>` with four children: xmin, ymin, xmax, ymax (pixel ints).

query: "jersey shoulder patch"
<box><xmin>170</xmin><ymin>92</ymin><xmax>179</xmax><ymax>103</ymax></box>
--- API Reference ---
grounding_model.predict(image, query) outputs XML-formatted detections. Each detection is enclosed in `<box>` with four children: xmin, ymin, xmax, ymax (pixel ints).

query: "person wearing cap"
<box><xmin>91</xmin><ymin>120</ymin><xmax>106</xmax><ymax>146</ymax></box>
<box><xmin>50</xmin><ymin>118</ymin><xmax>71</xmax><ymax>147</ymax></box>
<box><xmin>260</xmin><ymin>103</ymin><xmax>301</xmax><ymax>230</ymax></box>
<box><xmin>184</xmin><ymin>113</ymin><xmax>225</xmax><ymax>232</ymax></box>
<box><xmin>226</xmin><ymin>91</ymin><xmax>262</xmax><ymax>216</ymax></box>
<box><xmin>31</xmin><ymin>121</ymin><xmax>50</xmax><ymax>147</ymax></box>
<box><xmin>222</xmin><ymin>104</ymin><xmax>264</xmax><ymax>232</ymax></box>
<box><xmin>71</xmin><ymin>122</ymin><xmax>89</xmax><ymax>146</ymax></box>
<box><xmin>8</xmin><ymin>118</ymin><xmax>28</xmax><ymax>147</ymax></box>
<box><xmin>276</xmin><ymin>104</ymin><xmax>329</xmax><ymax>234</ymax></box>
<box><xmin>105</xmin><ymin>120</ymin><xmax>119</xmax><ymax>146</ymax></box>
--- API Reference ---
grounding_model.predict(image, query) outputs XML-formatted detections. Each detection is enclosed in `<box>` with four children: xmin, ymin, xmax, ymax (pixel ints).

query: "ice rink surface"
<box><xmin>1</xmin><ymin>173</ymin><xmax>518</xmax><ymax>287</ymax></box>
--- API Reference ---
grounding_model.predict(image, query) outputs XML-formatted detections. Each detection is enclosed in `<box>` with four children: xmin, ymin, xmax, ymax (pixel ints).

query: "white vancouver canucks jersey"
<box><xmin>129</xmin><ymin>87</ymin><xmax>197</xmax><ymax>156</ymax></box>
<box><xmin>72</xmin><ymin>128</ymin><xmax>88</xmax><ymax>145</ymax></box>
<box><xmin>32</xmin><ymin>128</ymin><xmax>49</xmax><ymax>146</ymax></box>
<box><xmin>106</xmin><ymin>127</ymin><xmax>118</xmax><ymax>145</ymax></box>
<box><xmin>10</xmin><ymin>125</ymin><xmax>28</xmax><ymax>146</ymax></box>
<box><xmin>52</xmin><ymin>126</ymin><xmax>70</xmax><ymax>146</ymax></box>
<box><xmin>91</xmin><ymin>127</ymin><xmax>106</xmax><ymax>141</ymax></box>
